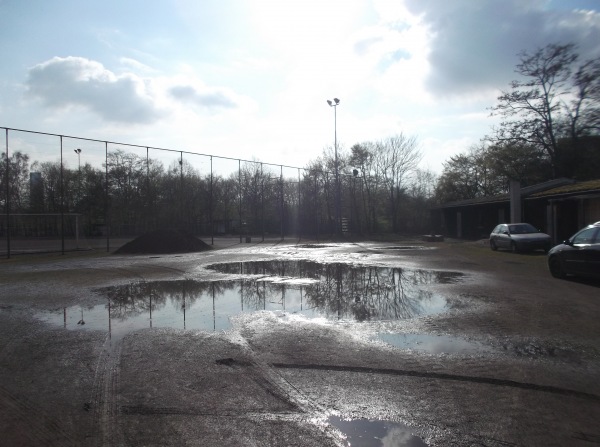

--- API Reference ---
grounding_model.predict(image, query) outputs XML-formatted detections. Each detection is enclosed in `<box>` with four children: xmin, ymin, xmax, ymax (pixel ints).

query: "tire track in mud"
<box><xmin>226</xmin><ymin>337</ymin><xmax>329</xmax><ymax>416</ymax></box>
<box><xmin>83</xmin><ymin>264</ymin><xmax>187</xmax><ymax>446</ymax></box>
<box><xmin>119</xmin><ymin>405</ymin><xmax>299</xmax><ymax>416</ymax></box>
<box><xmin>115</xmin><ymin>355</ymin><xmax>346</xmax><ymax>446</ymax></box>
<box><xmin>214</xmin><ymin>355</ymin><xmax>319</xmax><ymax>415</ymax></box>
<box><xmin>271</xmin><ymin>363</ymin><xmax>600</xmax><ymax>402</ymax></box>
<box><xmin>89</xmin><ymin>336</ymin><xmax>124</xmax><ymax>447</ymax></box>
<box><xmin>209</xmin><ymin>340</ymin><xmax>345</xmax><ymax>446</ymax></box>
<box><xmin>572</xmin><ymin>431</ymin><xmax>600</xmax><ymax>444</ymax></box>
<box><xmin>0</xmin><ymin>385</ymin><xmax>79</xmax><ymax>446</ymax></box>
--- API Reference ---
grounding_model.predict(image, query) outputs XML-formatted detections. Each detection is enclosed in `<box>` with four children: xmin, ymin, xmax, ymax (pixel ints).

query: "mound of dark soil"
<box><xmin>114</xmin><ymin>229</ymin><xmax>212</xmax><ymax>254</ymax></box>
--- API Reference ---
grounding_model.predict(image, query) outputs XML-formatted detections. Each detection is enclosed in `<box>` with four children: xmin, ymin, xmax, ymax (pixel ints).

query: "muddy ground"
<box><xmin>0</xmin><ymin>238</ymin><xmax>599</xmax><ymax>446</ymax></box>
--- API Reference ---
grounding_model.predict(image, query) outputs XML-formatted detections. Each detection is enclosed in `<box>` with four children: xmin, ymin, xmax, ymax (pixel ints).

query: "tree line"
<box><xmin>1</xmin><ymin>133</ymin><xmax>434</xmax><ymax>239</ymax></box>
<box><xmin>436</xmin><ymin>43</ymin><xmax>600</xmax><ymax>203</ymax></box>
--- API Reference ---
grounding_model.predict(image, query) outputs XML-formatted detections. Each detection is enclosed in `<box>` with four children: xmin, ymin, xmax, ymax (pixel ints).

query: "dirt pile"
<box><xmin>114</xmin><ymin>229</ymin><xmax>212</xmax><ymax>254</ymax></box>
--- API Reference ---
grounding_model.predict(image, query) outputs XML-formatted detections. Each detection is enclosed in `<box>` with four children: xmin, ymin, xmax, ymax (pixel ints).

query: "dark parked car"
<box><xmin>490</xmin><ymin>223</ymin><xmax>552</xmax><ymax>253</ymax></box>
<box><xmin>547</xmin><ymin>221</ymin><xmax>600</xmax><ymax>279</ymax></box>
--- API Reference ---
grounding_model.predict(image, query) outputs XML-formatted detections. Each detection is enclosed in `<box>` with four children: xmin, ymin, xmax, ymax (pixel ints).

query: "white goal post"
<box><xmin>0</xmin><ymin>213</ymin><xmax>91</xmax><ymax>254</ymax></box>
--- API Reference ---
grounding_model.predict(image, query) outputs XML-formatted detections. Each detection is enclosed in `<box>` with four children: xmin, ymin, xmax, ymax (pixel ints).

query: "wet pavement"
<box><xmin>1</xmin><ymin>238</ymin><xmax>600</xmax><ymax>446</ymax></box>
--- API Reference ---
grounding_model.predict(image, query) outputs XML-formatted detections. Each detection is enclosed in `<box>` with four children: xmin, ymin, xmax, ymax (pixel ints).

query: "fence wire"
<box><xmin>2</xmin><ymin>127</ymin><xmax>363</xmax><ymax>257</ymax></box>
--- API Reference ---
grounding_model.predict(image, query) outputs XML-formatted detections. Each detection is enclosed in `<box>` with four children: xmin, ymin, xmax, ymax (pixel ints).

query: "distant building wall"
<box><xmin>585</xmin><ymin>198</ymin><xmax>600</xmax><ymax>223</ymax></box>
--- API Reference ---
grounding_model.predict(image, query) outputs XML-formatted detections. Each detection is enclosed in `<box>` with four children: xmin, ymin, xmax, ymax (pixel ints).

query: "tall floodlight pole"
<box><xmin>327</xmin><ymin>97</ymin><xmax>341</xmax><ymax>236</ymax></box>
<box><xmin>74</xmin><ymin>148</ymin><xmax>82</xmax><ymax>213</ymax></box>
<box><xmin>74</xmin><ymin>148</ymin><xmax>82</xmax><ymax>174</ymax></box>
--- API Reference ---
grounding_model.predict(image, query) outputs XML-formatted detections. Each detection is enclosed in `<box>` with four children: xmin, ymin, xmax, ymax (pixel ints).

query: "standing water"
<box><xmin>36</xmin><ymin>261</ymin><xmax>463</xmax><ymax>339</ymax></box>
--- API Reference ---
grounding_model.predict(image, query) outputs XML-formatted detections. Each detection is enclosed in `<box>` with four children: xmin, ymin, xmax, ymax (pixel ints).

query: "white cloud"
<box><xmin>25</xmin><ymin>56</ymin><xmax>164</xmax><ymax>124</ymax></box>
<box><xmin>24</xmin><ymin>56</ymin><xmax>256</xmax><ymax>130</ymax></box>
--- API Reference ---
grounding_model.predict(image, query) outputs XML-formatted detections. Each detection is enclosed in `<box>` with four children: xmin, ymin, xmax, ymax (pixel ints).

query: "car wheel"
<box><xmin>510</xmin><ymin>241</ymin><xmax>519</xmax><ymax>253</ymax></box>
<box><xmin>490</xmin><ymin>240</ymin><xmax>497</xmax><ymax>251</ymax></box>
<box><xmin>548</xmin><ymin>256</ymin><xmax>565</xmax><ymax>279</ymax></box>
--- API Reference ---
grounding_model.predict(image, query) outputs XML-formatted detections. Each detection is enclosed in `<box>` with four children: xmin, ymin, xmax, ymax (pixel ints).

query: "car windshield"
<box><xmin>571</xmin><ymin>227</ymin><xmax>598</xmax><ymax>244</ymax></box>
<box><xmin>508</xmin><ymin>224</ymin><xmax>537</xmax><ymax>234</ymax></box>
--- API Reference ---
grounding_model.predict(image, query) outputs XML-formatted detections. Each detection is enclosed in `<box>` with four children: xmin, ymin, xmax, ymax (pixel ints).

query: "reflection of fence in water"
<box><xmin>102</xmin><ymin>280</ymin><xmax>227</xmax><ymax>320</ymax></box>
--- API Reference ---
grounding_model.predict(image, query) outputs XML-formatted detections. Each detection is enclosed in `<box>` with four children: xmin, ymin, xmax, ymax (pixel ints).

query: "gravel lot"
<box><xmin>0</xmin><ymin>238</ymin><xmax>599</xmax><ymax>446</ymax></box>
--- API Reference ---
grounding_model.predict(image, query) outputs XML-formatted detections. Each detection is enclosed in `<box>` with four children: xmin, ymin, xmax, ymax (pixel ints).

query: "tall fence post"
<box><xmin>261</xmin><ymin>163</ymin><xmax>265</xmax><ymax>242</ymax></box>
<box><xmin>105</xmin><ymin>141</ymin><xmax>109</xmax><ymax>252</ymax></box>
<box><xmin>297</xmin><ymin>168</ymin><xmax>301</xmax><ymax>241</ymax></box>
<box><xmin>4</xmin><ymin>128</ymin><xmax>10</xmax><ymax>258</ymax></box>
<box><xmin>238</xmin><ymin>159</ymin><xmax>242</xmax><ymax>243</ymax></box>
<box><xmin>146</xmin><ymin>147</ymin><xmax>150</xmax><ymax>233</ymax></box>
<box><xmin>179</xmin><ymin>151</ymin><xmax>184</xmax><ymax>231</ymax></box>
<box><xmin>280</xmin><ymin>165</ymin><xmax>283</xmax><ymax>241</ymax></box>
<box><xmin>315</xmin><ymin>174</ymin><xmax>320</xmax><ymax>241</ymax></box>
<box><xmin>210</xmin><ymin>155</ymin><xmax>214</xmax><ymax>245</ymax></box>
<box><xmin>60</xmin><ymin>136</ymin><xmax>65</xmax><ymax>255</ymax></box>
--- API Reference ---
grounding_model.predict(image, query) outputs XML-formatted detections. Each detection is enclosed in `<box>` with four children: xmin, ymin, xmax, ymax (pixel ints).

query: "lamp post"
<box><xmin>73</xmin><ymin>148</ymin><xmax>82</xmax><ymax>247</ymax></box>
<box><xmin>74</xmin><ymin>148</ymin><xmax>82</xmax><ymax>207</ymax></box>
<box><xmin>327</xmin><ymin>97</ymin><xmax>341</xmax><ymax>236</ymax></box>
<box><xmin>74</xmin><ymin>148</ymin><xmax>82</xmax><ymax>174</ymax></box>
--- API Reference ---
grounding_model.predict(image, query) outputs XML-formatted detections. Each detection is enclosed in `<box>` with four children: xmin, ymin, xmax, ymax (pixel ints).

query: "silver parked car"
<box><xmin>490</xmin><ymin>223</ymin><xmax>552</xmax><ymax>253</ymax></box>
<box><xmin>547</xmin><ymin>221</ymin><xmax>600</xmax><ymax>279</ymax></box>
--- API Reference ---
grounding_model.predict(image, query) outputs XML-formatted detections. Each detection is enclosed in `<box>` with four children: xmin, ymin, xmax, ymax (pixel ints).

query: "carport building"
<box><xmin>431</xmin><ymin>178</ymin><xmax>600</xmax><ymax>243</ymax></box>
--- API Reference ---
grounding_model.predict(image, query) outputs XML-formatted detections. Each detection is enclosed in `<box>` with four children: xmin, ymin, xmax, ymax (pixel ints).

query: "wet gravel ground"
<box><xmin>1</xmin><ymin>237</ymin><xmax>599</xmax><ymax>446</ymax></box>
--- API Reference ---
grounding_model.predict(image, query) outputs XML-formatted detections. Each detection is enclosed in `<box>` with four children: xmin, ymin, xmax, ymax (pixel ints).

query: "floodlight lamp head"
<box><xmin>327</xmin><ymin>100</ymin><xmax>332</xmax><ymax>106</ymax></box>
<box><xmin>334</xmin><ymin>98</ymin><xmax>340</xmax><ymax>104</ymax></box>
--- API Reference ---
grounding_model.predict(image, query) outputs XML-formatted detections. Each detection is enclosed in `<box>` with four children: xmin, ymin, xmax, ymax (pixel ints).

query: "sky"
<box><xmin>1</xmin><ymin>0</ymin><xmax>599</xmax><ymax>175</ymax></box>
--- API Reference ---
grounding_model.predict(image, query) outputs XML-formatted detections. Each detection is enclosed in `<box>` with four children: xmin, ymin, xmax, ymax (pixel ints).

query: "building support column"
<box><xmin>510</xmin><ymin>180</ymin><xmax>521</xmax><ymax>223</ymax></box>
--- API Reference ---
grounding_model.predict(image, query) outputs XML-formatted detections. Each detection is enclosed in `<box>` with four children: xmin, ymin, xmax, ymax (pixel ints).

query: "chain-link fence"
<box><xmin>2</xmin><ymin>127</ymin><xmax>366</xmax><ymax>257</ymax></box>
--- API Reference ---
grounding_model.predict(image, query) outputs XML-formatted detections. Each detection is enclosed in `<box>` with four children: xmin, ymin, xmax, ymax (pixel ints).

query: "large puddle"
<box><xmin>37</xmin><ymin>261</ymin><xmax>463</xmax><ymax>340</ymax></box>
<box><xmin>328</xmin><ymin>416</ymin><xmax>429</xmax><ymax>446</ymax></box>
<box><xmin>376</xmin><ymin>333</ymin><xmax>492</xmax><ymax>355</ymax></box>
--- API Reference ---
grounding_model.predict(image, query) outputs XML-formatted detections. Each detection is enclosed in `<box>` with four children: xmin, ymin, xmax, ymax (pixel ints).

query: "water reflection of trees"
<box><xmin>208</xmin><ymin>261</ymin><xmax>458</xmax><ymax>321</ymax></box>
<box><xmin>301</xmin><ymin>264</ymin><xmax>442</xmax><ymax>321</ymax></box>
<box><xmin>98</xmin><ymin>280</ymin><xmax>235</xmax><ymax>320</ymax></box>
<box><xmin>96</xmin><ymin>262</ymin><xmax>456</xmax><ymax>322</ymax></box>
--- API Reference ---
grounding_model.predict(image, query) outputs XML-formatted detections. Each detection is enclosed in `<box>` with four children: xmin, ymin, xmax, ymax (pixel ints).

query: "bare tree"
<box><xmin>349</xmin><ymin>142</ymin><xmax>379</xmax><ymax>233</ymax></box>
<box><xmin>569</xmin><ymin>58</ymin><xmax>600</xmax><ymax>138</ymax></box>
<box><xmin>375</xmin><ymin>134</ymin><xmax>422</xmax><ymax>232</ymax></box>
<box><xmin>491</xmin><ymin>43</ymin><xmax>600</xmax><ymax>177</ymax></box>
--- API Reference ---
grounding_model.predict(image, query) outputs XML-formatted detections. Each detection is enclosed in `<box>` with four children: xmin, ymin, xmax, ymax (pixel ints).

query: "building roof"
<box><xmin>433</xmin><ymin>178</ymin><xmax>574</xmax><ymax>209</ymax></box>
<box><xmin>528</xmin><ymin>179</ymin><xmax>600</xmax><ymax>199</ymax></box>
